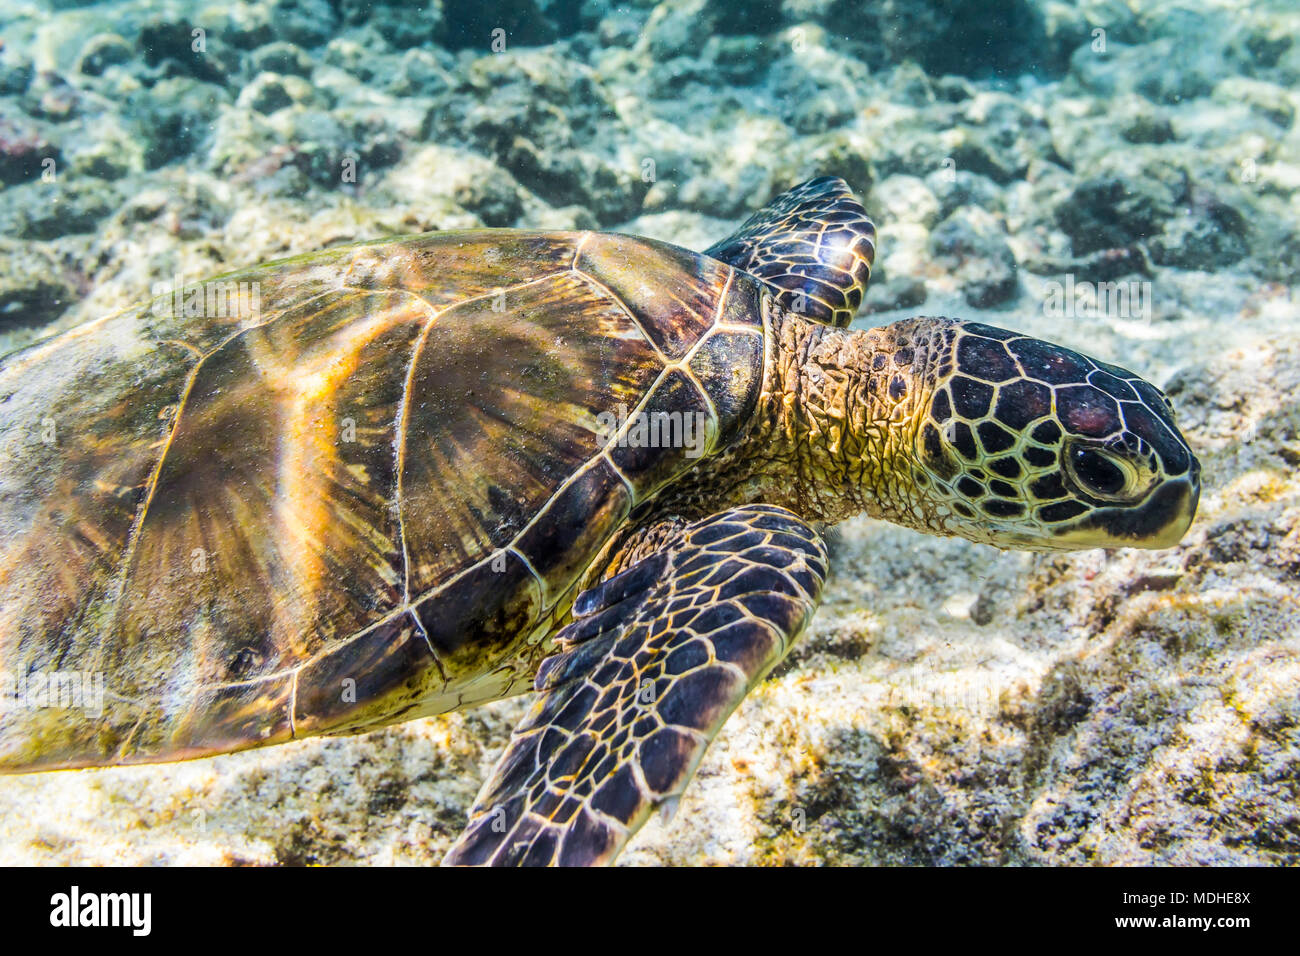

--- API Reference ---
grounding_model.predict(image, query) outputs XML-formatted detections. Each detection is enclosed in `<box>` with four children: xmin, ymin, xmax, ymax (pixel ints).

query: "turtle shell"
<box><xmin>0</xmin><ymin>230</ymin><xmax>766</xmax><ymax>770</ymax></box>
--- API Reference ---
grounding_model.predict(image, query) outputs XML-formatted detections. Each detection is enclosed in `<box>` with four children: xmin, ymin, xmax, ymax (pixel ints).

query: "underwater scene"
<box><xmin>0</xmin><ymin>0</ymin><xmax>1296</xmax><ymax>868</ymax></box>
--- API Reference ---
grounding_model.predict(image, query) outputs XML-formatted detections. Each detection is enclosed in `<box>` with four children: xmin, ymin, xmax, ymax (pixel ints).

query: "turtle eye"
<box><xmin>1066</xmin><ymin>445</ymin><xmax>1131</xmax><ymax>499</ymax></box>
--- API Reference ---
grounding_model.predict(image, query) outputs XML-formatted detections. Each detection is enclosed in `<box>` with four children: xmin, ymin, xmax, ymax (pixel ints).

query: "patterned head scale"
<box><xmin>913</xmin><ymin>321</ymin><xmax>1201</xmax><ymax>550</ymax></box>
<box><xmin>705</xmin><ymin>177</ymin><xmax>876</xmax><ymax>328</ymax></box>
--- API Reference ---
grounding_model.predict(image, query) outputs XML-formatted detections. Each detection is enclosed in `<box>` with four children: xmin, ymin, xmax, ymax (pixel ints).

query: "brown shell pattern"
<box><xmin>0</xmin><ymin>230</ymin><xmax>765</xmax><ymax>770</ymax></box>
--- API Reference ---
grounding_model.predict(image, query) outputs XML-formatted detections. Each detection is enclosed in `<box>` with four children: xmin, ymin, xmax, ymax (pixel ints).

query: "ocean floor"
<box><xmin>0</xmin><ymin>0</ymin><xmax>1297</xmax><ymax>864</ymax></box>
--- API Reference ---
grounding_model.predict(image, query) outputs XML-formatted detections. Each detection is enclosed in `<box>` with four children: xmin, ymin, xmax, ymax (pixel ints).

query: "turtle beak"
<box><xmin>1054</xmin><ymin>459</ymin><xmax>1201</xmax><ymax>550</ymax></box>
<box><xmin>1141</xmin><ymin>468</ymin><xmax>1200</xmax><ymax>549</ymax></box>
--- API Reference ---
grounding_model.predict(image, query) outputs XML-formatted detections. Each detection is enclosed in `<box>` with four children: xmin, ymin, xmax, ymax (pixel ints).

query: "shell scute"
<box><xmin>575</xmin><ymin>233</ymin><xmax>731</xmax><ymax>359</ymax></box>
<box><xmin>399</xmin><ymin>268</ymin><xmax>660</xmax><ymax>597</ymax></box>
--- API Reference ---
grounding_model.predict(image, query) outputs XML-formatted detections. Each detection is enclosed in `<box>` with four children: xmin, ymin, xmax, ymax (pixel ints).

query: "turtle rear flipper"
<box><xmin>705</xmin><ymin>176</ymin><xmax>876</xmax><ymax>328</ymax></box>
<box><xmin>441</xmin><ymin>505</ymin><xmax>828</xmax><ymax>867</ymax></box>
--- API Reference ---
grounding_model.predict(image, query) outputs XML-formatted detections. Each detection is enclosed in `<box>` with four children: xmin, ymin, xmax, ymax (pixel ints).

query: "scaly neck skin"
<box><xmin>659</xmin><ymin>307</ymin><xmax>942</xmax><ymax>528</ymax></box>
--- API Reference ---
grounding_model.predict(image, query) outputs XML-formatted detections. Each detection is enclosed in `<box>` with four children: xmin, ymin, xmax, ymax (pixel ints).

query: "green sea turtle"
<box><xmin>0</xmin><ymin>177</ymin><xmax>1200</xmax><ymax>865</ymax></box>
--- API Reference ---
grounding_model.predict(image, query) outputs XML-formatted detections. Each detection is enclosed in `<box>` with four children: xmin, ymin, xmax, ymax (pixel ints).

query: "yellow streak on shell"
<box><xmin>244</xmin><ymin>313</ymin><xmax>417</xmax><ymax>657</ymax></box>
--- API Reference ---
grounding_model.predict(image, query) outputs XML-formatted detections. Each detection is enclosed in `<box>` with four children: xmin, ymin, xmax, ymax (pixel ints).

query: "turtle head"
<box><xmin>906</xmin><ymin>319</ymin><xmax>1200</xmax><ymax>551</ymax></box>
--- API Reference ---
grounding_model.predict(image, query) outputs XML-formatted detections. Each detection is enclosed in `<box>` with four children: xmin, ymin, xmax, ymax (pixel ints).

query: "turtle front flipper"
<box><xmin>441</xmin><ymin>505</ymin><xmax>828</xmax><ymax>867</ymax></box>
<box><xmin>704</xmin><ymin>176</ymin><xmax>876</xmax><ymax>328</ymax></box>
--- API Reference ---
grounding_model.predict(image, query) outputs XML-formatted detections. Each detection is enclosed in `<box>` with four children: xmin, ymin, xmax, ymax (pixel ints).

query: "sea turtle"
<box><xmin>0</xmin><ymin>177</ymin><xmax>1200</xmax><ymax>865</ymax></box>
